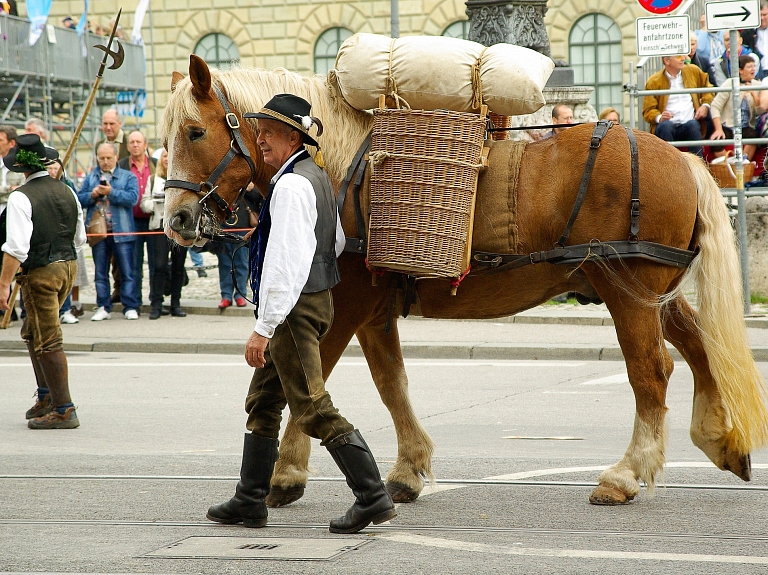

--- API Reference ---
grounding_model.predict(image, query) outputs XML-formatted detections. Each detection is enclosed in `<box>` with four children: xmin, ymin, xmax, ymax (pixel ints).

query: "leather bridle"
<box><xmin>164</xmin><ymin>84</ymin><xmax>257</xmax><ymax>241</ymax></box>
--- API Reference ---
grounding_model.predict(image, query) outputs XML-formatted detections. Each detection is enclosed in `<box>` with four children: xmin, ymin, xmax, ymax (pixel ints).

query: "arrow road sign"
<box><xmin>705</xmin><ymin>0</ymin><xmax>760</xmax><ymax>31</ymax></box>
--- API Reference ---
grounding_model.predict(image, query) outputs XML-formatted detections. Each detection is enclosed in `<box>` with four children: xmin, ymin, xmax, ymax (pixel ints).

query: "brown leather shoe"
<box><xmin>28</xmin><ymin>406</ymin><xmax>80</xmax><ymax>429</ymax></box>
<box><xmin>25</xmin><ymin>394</ymin><xmax>52</xmax><ymax>420</ymax></box>
<box><xmin>70</xmin><ymin>307</ymin><xmax>85</xmax><ymax>318</ymax></box>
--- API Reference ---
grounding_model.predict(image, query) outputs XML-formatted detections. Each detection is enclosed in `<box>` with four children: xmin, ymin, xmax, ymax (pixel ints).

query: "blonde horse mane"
<box><xmin>159</xmin><ymin>65</ymin><xmax>374</xmax><ymax>184</ymax></box>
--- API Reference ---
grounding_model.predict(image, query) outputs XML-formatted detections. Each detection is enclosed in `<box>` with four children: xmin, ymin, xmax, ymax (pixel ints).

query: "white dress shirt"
<box><xmin>1</xmin><ymin>172</ymin><xmax>86</xmax><ymax>263</ymax></box>
<box><xmin>658</xmin><ymin>70</ymin><xmax>695</xmax><ymax>125</ymax></box>
<box><xmin>255</xmin><ymin>150</ymin><xmax>345</xmax><ymax>338</ymax></box>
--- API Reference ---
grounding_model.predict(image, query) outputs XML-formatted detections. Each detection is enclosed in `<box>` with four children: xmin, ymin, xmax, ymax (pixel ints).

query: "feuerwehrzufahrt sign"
<box><xmin>636</xmin><ymin>15</ymin><xmax>690</xmax><ymax>57</ymax></box>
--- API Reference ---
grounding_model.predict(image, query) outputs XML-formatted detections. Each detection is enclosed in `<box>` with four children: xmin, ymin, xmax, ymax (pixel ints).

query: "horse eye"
<box><xmin>188</xmin><ymin>128</ymin><xmax>206</xmax><ymax>142</ymax></box>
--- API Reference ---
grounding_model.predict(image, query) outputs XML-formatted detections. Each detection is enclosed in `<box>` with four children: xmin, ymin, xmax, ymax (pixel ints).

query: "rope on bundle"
<box><xmin>470</xmin><ymin>47</ymin><xmax>488</xmax><ymax>112</ymax></box>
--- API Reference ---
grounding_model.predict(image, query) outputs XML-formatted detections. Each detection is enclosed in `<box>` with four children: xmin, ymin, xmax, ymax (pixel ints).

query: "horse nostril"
<box><xmin>169</xmin><ymin>209</ymin><xmax>198</xmax><ymax>240</ymax></box>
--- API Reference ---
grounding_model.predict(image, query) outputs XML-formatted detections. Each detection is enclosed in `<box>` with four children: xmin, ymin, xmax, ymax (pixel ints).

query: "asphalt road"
<box><xmin>3</xmin><ymin>352</ymin><xmax>768</xmax><ymax>574</ymax></box>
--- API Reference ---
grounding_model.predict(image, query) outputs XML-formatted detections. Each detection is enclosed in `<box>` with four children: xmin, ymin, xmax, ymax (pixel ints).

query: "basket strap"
<box><xmin>337</xmin><ymin>135</ymin><xmax>371</xmax><ymax>254</ymax></box>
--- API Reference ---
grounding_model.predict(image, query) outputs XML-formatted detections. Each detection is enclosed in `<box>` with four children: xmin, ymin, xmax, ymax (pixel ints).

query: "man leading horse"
<box><xmin>206</xmin><ymin>93</ymin><xmax>396</xmax><ymax>534</ymax></box>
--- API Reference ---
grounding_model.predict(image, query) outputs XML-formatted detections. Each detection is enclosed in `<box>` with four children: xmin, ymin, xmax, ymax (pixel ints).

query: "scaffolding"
<box><xmin>0</xmin><ymin>13</ymin><xmax>146</xmax><ymax>178</ymax></box>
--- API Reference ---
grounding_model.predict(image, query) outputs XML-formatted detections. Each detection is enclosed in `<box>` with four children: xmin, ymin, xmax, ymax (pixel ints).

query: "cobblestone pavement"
<box><xmin>78</xmin><ymin>248</ymin><xmax>225</xmax><ymax>304</ymax></box>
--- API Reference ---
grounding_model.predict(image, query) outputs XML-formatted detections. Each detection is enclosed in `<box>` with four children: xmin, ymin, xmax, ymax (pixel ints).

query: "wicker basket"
<box><xmin>708</xmin><ymin>159</ymin><xmax>755</xmax><ymax>188</ymax></box>
<box><xmin>367</xmin><ymin>107</ymin><xmax>487</xmax><ymax>278</ymax></box>
<box><xmin>489</xmin><ymin>112</ymin><xmax>511</xmax><ymax>141</ymax></box>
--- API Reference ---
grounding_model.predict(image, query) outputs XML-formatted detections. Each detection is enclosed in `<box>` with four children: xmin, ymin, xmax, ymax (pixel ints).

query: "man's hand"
<box><xmin>660</xmin><ymin>110</ymin><xmax>674</xmax><ymax>122</ymax></box>
<box><xmin>245</xmin><ymin>331</ymin><xmax>269</xmax><ymax>368</ymax></box>
<box><xmin>710</xmin><ymin>128</ymin><xmax>726</xmax><ymax>140</ymax></box>
<box><xmin>694</xmin><ymin>106</ymin><xmax>708</xmax><ymax>120</ymax></box>
<box><xmin>0</xmin><ymin>283</ymin><xmax>10</xmax><ymax>312</ymax></box>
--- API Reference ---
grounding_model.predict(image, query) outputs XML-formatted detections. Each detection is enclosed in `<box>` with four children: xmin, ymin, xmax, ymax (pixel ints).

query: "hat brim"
<box><xmin>3</xmin><ymin>145</ymin><xmax>59</xmax><ymax>173</ymax></box>
<box><xmin>244</xmin><ymin>109</ymin><xmax>319</xmax><ymax>148</ymax></box>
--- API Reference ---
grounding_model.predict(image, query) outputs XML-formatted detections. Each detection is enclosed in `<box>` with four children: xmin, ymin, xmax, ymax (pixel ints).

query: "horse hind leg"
<box><xmin>266</xmin><ymin>415</ymin><xmax>311</xmax><ymax>507</ymax></box>
<box><xmin>661</xmin><ymin>293</ymin><xmax>751</xmax><ymax>481</ymax></box>
<box><xmin>586</xmin><ymin>272</ymin><xmax>673</xmax><ymax>505</ymax></box>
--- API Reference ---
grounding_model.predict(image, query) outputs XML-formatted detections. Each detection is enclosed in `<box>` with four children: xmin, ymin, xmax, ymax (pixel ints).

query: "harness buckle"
<box><xmin>630</xmin><ymin>198</ymin><xmax>640</xmax><ymax>218</ymax></box>
<box><xmin>590</xmin><ymin>136</ymin><xmax>602</xmax><ymax>149</ymax></box>
<box><xmin>226</xmin><ymin>113</ymin><xmax>240</xmax><ymax>130</ymax></box>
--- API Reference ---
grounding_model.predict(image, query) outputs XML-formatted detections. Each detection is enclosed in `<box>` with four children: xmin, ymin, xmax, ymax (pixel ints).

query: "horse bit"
<box><xmin>164</xmin><ymin>84</ymin><xmax>257</xmax><ymax>244</ymax></box>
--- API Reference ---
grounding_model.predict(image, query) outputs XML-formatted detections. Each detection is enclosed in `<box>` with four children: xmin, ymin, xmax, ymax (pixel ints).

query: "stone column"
<box><xmin>465</xmin><ymin>0</ymin><xmax>550</xmax><ymax>56</ymax></box>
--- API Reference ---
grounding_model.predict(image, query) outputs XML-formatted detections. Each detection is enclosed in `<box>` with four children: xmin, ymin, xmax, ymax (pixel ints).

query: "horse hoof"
<box><xmin>723</xmin><ymin>451</ymin><xmax>752</xmax><ymax>482</ymax></box>
<box><xmin>266</xmin><ymin>485</ymin><xmax>305</xmax><ymax>508</ymax></box>
<box><xmin>386</xmin><ymin>481</ymin><xmax>420</xmax><ymax>503</ymax></box>
<box><xmin>589</xmin><ymin>485</ymin><xmax>634</xmax><ymax>506</ymax></box>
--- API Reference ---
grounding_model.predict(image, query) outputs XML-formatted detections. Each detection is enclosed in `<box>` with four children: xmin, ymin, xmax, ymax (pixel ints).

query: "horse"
<box><xmin>160</xmin><ymin>54</ymin><xmax>768</xmax><ymax>507</ymax></box>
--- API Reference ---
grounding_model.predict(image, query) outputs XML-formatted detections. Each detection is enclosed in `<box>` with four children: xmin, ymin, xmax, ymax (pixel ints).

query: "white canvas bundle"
<box><xmin>332</xmin><ymin>33</ymin><xmax>554</xmax><ymax>116</ymax></box>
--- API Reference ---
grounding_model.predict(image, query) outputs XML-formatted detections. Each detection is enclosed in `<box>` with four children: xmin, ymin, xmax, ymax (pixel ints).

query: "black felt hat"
<box><xmin>3</xmin><ymin>133</ymin><xmax>59</xmax><ymax>173</ymax></box>
<box><xmin>244</xmin><ymin>93</ymin><xmax>323</xmax><ymax>147</ymax></box>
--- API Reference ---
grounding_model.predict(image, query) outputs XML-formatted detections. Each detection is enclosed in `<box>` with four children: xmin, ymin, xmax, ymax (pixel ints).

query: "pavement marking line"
<box><xmin>378</xmin><ymin>532</ymin><xmax>768</xmax><ymax>564</ymax></box>
<box><xmin>418</xmin><ymin>463</ymin><xmax>768</xmax><ymax>497</ymax></box>
<box><xmin>0</xmin><ymin>360</ymin><xmax>587</xmax><ymax>368</ymax></box>
<box><xmin>580</xmin><ymin>372</ymin><xmax>629</xmax><ymax>385</ymax></box>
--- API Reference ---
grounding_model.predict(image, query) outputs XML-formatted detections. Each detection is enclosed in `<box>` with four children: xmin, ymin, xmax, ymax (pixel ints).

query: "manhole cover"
<box><xmin>143</xmin><ymin>536</ymin><xmax>371</xmax><ymax>561</ymax></box>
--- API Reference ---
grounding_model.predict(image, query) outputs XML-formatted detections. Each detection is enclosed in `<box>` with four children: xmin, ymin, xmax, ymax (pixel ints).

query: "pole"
<box><xmin>57</xmin><ymin>10</ymin><xmax>125</xmax><ymax>173</ymax></box>
<box><xmin>391</xmin><ymin>0</ymin><xmax>399</xmax><ymax>38</ymax></box>
<box><xmin>729</xmin><ymin>31</ymin><xmax>750</xmax><ymax>314</ymax></box>
<box><xmin>148</xmin><ymin>0</ymin><xmax>159</xmax><ymax>150</ymax></box>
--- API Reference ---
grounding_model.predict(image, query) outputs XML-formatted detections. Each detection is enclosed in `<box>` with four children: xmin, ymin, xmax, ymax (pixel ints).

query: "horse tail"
<box><xmin>681</xmin><ymin>153</ymin><xmax>768</xmax><ymax>454</ymax></box>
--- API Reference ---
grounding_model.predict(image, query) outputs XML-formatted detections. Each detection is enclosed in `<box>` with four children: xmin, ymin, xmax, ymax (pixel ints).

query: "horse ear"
<box><xmin>170</xmin><ymin>71</ymin><xmax>184</xmax><ymax>93</ymax></box>
<box><xmin>189</xmin><ymin>54</ymin><xmax>212</xmax><ymax>100</ymax></box>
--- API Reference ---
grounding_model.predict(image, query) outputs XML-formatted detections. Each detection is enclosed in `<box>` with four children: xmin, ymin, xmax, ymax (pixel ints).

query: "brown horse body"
<box><xmin>161</xmin><ymin>55</ymin><xmax>768</xmax><ymax>507</ymax></box>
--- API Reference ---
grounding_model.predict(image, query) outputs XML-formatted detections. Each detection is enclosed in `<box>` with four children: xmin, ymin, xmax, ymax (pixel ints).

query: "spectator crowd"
<box><xmin>0</xmin><ymin>109</ymin><xmax>256</xmax><ymax>326</ymax></box>
<box><xmin>642</xmin><ymin>3</ymin><xmax>768</xmax><ymax>183</ymax></box>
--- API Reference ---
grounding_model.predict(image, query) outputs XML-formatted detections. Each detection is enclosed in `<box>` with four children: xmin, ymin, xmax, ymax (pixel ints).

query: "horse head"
<box><xmin>161</xmin><ymin>55</ymin><xmax>273</xmax><ymax>246</ymax></box>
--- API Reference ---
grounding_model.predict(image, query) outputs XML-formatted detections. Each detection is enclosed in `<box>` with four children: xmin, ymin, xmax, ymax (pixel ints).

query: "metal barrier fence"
<box><xmin>0</xmin><ymin>13</ymin><xmax>146</xmax><ymax>89</ymax></box>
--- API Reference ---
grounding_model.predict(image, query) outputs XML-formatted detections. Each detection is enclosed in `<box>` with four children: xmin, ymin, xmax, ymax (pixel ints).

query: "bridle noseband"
<box><xmin>164</xmin><ymin>84</ymin><xmax>257</xmax><ymax>241</ymax></box>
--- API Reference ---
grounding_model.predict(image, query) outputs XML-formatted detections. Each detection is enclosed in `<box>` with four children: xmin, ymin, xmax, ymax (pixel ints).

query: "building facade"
<box><xmin>31</xmin><ymin>0</ymin><xmax>669</xmax><ymax>140</ymax></box>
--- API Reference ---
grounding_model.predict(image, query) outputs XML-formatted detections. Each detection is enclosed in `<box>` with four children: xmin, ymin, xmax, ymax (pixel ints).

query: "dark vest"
<box><xmin>17</xmin><ymin>175</ymin><xmax>78</xmax><ymax>271</ymax></box>
<box><xmin>250</xmin><ymin>151</ymin><xmax>340</xmax><ymax>311</ymax></box>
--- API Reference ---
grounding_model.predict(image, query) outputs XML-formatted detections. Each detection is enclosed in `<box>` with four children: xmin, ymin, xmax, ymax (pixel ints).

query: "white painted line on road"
<box><xmin>0</xmin><ymin>360</ymin><xmax>588</xmax><ymax>368</ymax></box>
<box><xmin>378</xmin><ymin>532</ymin><xmax>768</xmax><ymax>564</ymax></box>
<box><xmin>502</xmin><ymin>436</ymin><xmax>583</xmax><ymax>440</ymax></box>
<box><xmin>419</xmin><ymin>463</ymin><xmax>768</xmax><ymax>497</ymax></box>
<box><xmin>580</xmin><ymin>373</ymin><xmax>629</xmax><ymax>385</ymax></box>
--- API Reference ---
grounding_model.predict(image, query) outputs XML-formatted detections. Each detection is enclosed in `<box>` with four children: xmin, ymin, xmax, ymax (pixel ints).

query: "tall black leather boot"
<box><xmin>207</xmin><ymin>433</ymin><xmax>278</xmax><ymax>528</ymax></box>
<box><xmin>326</xmin><ymin>429</ymin><xmax>396</xmax><ymax>534</ymax></box>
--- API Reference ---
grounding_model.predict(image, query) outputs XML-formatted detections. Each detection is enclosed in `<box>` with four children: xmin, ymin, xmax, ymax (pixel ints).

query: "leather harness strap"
<box><xmin>338</xmin><ymin>136</ymin><xmax>371</xmax><ymax>254</ymax></box>
<box><xmin>625</xmin><ymin>126</ymin><xmax>640</xmax><ymax>242</ymax></box>
<box><xmin>471</xmin><ymin>122</ymin><xmax>696</xmax><ymax>274</ymax></box>
<box><xmin>556</xmin><ymin>119</ymin><xmax>612</xmax><ymax>248</ymax></box>
<box><xmin>340</xmin><ymin>122</ymin><xmax>698</xmax><ymax>281</ymax></box>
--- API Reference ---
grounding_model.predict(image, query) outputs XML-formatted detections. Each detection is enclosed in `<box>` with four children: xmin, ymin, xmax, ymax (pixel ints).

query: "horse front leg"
<box><xmin>267</xmin><ymin>415</ymin><xmax>311</xmax><ymax>507</ymax></box>
<box><xmin>357</xmin><ymin>319</ymin><xmax>435</xmax><ymax>502</ymax></box>
<box><xmin>587</xmin><ymin>275</ymin><xmax>673</xmax><ymax>505</ymax></box>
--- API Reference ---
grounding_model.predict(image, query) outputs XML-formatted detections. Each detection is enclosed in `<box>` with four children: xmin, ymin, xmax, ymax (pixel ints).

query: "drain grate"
<box><xmin>143</xmin><ymin>536</ymin><xmax>371</xmax><ymax>561</ymax></box>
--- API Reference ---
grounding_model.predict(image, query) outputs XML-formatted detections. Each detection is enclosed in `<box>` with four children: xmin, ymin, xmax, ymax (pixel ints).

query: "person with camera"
<box><xmin>77</xmin><ymin>142</ymin><xmax>139</xmax><ymax>321</ymax></box>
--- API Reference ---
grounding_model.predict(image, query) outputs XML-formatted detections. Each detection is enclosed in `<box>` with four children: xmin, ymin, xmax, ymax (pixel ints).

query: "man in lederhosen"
<box><xmin>206</xmin><ymin>94</ymin><xmax>396</xmax><ymax>534</ymax></box>
<box><xmin>0</xmin><ymin>134</ymin><xmax>86</xmax><ymax>429</ymax></box>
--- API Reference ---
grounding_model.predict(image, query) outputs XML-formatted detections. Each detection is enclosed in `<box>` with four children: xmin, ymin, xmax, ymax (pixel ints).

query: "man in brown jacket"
<box><xmin>643</xmin><ymin>54</ymin><xmax>714</xmax><ymax>157</ymax></box>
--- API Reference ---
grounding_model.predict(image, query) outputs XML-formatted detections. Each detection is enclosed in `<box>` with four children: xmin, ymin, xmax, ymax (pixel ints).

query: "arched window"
<box><xmin>569</xmin><ymin>14</ymin><xmax>623</xmax><ymax>114</ymax></box>
<box><xmin>315</xmin><ymin>27</ymin><xmax>353</xmax><ymax>74</ymax></box>
<box><xmin>442</xmin><ymin>20</ymin><xmax>469</xmax><ymax>40</ymax></box>
<box><xmin>194</xmin><ymin>33</ymin><xmax>240</xmax><ymax>70</ymax></box>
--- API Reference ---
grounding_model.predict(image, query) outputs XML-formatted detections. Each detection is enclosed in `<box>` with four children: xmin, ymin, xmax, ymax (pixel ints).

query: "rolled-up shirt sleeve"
<box><xmin>71</xmin><ymin>188</ymin><xmax>87</xmax><ymax>248</ymax></box>
<box><xmin>1</xmin><ymin>191</ymin><xmax>33</xmax><ymax>263</ymax></box>
<box><xmin>254</xmin><ymin>173</ymin><xmax>317</xmax><ymax>338</ymax></box>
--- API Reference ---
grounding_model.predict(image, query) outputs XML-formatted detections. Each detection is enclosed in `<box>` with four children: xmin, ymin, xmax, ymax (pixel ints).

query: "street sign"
<box><xmin>705</xmin><ymin>0</ymin><xmax>760</xmax><ymax>31</ymax></box>
<box><xmin>636</xmin><ymin>15</ymin><xmax>690</xmax><ymax>56</ymax></box>
<box><xmin>638</xmin><ymin>0</ymin><xmax>684</xmax><ymax>15</ymax></box>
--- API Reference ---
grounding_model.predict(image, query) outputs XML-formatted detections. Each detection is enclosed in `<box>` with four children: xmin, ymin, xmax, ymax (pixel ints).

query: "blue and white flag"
<box><xmin>76</xmin><ymin>0</ymin><xmax>89</xmax><ymax>36</ymax></box>
<box><xmin>26</xmin><ymin>0</ymin><xmax>53</xmax><ymax>46</ymax></box>
<box><xmin>131</xmin><ymin>0</ymin><xmax>150</xmax><ymax>45</ymax></box>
